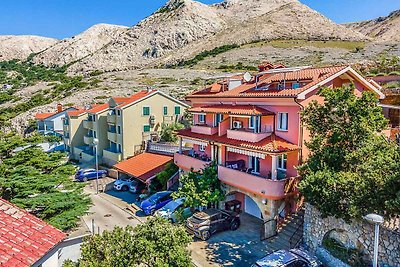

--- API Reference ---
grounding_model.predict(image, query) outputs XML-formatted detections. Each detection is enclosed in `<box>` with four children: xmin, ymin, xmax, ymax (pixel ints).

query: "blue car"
<box><xmin>140</xmin><ymin>191</ymin><xmax>173</xmax><ymax>215</ymax></box>
<box><xmin>75</xmin><ymin>169</ymin><xmax>108</xmax><ymax>182</ymax></box>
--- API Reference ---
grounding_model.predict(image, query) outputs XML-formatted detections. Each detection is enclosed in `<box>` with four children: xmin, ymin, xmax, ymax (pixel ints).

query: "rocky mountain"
<box><xmin>32</xmin><ymin>23</ymin><xmax>128</xmax><ymax>66</ymax></box>
<box><xmin>0</xmin><ymin>35</ymin><xmax>58</xmax><ymax>61</ymax></box>
<box><xmin>50</xmin><ymin>0</ymin><xmax>367</xmax><ymax>73</ymax></box>
<box><xmin>346</xmin><ymin>10</ymin><xmax>400</xmax><ymax>44</ymax></box>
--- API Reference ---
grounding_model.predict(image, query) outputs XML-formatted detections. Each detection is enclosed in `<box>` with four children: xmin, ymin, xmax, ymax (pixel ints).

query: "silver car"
<box><xmin>253</xmin><ymin>249</ymin><xmax>323</xmax><ymax>267</ymax></box>
<box><xmin>154</xmin><ymin>198</ymin><xmax>192</xmax><ymax>223</ymax></box>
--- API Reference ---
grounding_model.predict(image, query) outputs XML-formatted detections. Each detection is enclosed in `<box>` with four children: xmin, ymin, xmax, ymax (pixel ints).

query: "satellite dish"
<box><xmin>243</xmin><ymin>72</ymin><xmax>252</xmax><ymax>82</ymax></box>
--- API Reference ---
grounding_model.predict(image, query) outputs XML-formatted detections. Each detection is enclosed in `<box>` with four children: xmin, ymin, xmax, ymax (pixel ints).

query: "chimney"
<box><xmin>57</xmin><ymin>103</ymin><xmax>63</xmax><ymax>113</ymax></box>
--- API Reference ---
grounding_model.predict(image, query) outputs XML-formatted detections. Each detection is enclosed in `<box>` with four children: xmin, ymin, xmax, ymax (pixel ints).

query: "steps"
<box><xmin>265</xmin><ymin>208</ymin><xmax>305</xmax><ymax>253</ymax></box>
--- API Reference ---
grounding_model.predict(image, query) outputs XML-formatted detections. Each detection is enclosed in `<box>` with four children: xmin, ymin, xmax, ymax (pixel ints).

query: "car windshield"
<box><xmin>82</xmin><ymin>169</ymin><xmax>95</xmax><ymax>173</ymax></box>
<box><xmin>160</xmin><ymin>200</ymin><xmax>180</xmax><ymax>212</ymax></box>
<box><xmin>147</xmin><ymin>194</ymin><xmax>161</xmax><ymax>204</ymax></box>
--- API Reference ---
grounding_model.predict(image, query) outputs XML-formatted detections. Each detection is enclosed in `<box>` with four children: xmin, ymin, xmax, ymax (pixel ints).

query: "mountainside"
<box><xmin>65</xmin><ymin>0</ymin><xmax>367</xmax><ymax>72</ymax></box>
<box><xmin>32</xmin><ymin>23</ymin><xmax>128</xmax><ymax>66</ymax></box>
<box><xmin>346</xmin><ymin>10</ymin><xmax>400</xmax><ymax>43</ymax></box>
<box><xmin>0</xmin><ymin>35</ymin><xmax>58</xmax><ymax>61</ymax></box>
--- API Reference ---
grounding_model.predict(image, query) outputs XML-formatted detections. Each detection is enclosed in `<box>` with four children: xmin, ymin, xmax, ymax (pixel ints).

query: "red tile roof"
<box><xmin>67</xmin><ymin>109</ymin><xmax>87</xmax><ymax>117</ymax></box>
<box><xmin>117</xmin><ymin>90</ymin><xmax>157</xmax><ymax>109</ymax></box>
<box><xmin>113</xmin><ymin>153</ymin><xmax>173</xmax><ymax>182</ymax></box>
<box><xmin>189</xmin><ymin>66</ymin><xmax>348</xmax><ymax>98</ymax></box>
<box><xmin>177</xmin><ymin>129</ymin><xmax>298</xmax><ymax>153</ymax></box>
<box><xmin>34</xmin><ymin>113</ymin><xmax>56</xmax><ymax>120</ymax></box>
<box><xmin>0</xmin><ymin>198</ymin><xmax>66</xmax><ymax>267</ymax></box>
<box><xmin>189</xmin><ymin>105</ymin><xmax>274</xmax><ymax>116</ymax></box>
<box><xmin>86</xmin><ymin>103</ymin><xmax>110</xmax><ymax>114</ymax></box>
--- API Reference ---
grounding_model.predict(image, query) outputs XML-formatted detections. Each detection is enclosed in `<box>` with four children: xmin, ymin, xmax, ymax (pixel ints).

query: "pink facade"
<box><xmin>191</xmin><ymin>125</ymin><xmax>218</xmax><ymax>135</ymax></box>
<box><xmin>174</xmin><ymin>153</ymin><xmax>211</xmax><ymax>172</ymax></box>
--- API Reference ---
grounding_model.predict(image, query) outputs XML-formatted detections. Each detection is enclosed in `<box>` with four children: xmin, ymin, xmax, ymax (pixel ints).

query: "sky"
<box><xmin>0</xmin><ymin>0</ymin><xmax>399</xmax><ymax>39</ymax></box>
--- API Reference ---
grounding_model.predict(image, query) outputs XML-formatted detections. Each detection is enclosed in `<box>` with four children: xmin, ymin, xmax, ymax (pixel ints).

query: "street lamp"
<box><xmin>93</xmin><ymin>138</ymin><xmax>99</xmax><ymax>194</ymax></box>
<box><xmin>364</xmin><ymin>213</ymin><xmax>384</xmax><ymax>267</ymax></box>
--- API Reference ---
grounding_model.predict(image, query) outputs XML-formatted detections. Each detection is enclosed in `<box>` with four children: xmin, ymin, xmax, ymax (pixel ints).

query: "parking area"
<box><xmin>189</xmin><ymin>214</ymin><xmax>271</xmax><ymax>267</ymax></box>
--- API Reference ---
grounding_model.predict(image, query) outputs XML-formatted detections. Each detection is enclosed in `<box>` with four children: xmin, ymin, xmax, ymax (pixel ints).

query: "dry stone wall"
<box><xmin>303</xmin><ymin>203</ymin><xmax>400</xmax><ymax>267</ymax></box>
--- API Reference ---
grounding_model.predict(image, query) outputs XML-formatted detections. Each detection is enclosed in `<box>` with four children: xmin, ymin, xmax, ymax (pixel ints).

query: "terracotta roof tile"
<box><xmin>0</xmin><ymin>198</ymin><xmax>66</xmax><ymax>267</ymax></box>
<box><xmin>113</xmin><ymin>153</ymin><xmax>173</xmax><ymax>182</ymax></box>
<box><xmin>189</xmin><ymin>105</ymin><xmax>274</xmax><ymax>116</ymax></box>
<box><xmin>177</xmin><ymin>129</ymin><xmax>298</xmax><ymax>153</ymax></box>
<box><xmin>67</xmin><ymin>108</ymin><xmax>87</xmax><ymax>117</ymax></box>
<box><xmin>86</xmin><ymin>103</ymin><xmax>110</xmax><ymax>114</ymax></box>
<box><xmin>117</xmin><ymin>90</ymin><xmax>157</xmax><ymax>109</ymax></box>
<box><xmin>34</xmin><ymin>113</ymin><xmax>56</xmax><ymax>120</ymax></box>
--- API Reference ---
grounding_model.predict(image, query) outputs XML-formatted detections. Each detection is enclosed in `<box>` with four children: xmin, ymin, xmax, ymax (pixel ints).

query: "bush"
<box><xmin>156</xmin><ymin>162</ymin><xmax>178</xmax><ymax>190</ymax></box>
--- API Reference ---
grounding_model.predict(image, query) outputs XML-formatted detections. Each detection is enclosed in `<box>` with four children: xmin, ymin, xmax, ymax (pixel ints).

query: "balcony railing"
<box><xmin>191</xmin><ymin>124</ymin><xmax>218</xmax><ymax>135</ymax></box>
<box><xmin>103</xmin><ymin>149</ymin><xmax>122</xmax><ymax>162</ymax></box>
<box><xmin>218</xmin><ymin>166</ymin><xmax>289</xmax><ymax>200</ymax></box>
<box><xmin>108</xmin><ymin>131</ymin><xmax>118</xmax><ymax>142</ymax></box>
<box><xmin>83</xmin><ymin>120</ymin><xmax>94</xmax><ymax>129</ymax></box>
<box><xmin>227</xmin><ymin>125</ymin><xmax>273</xmax><ymax>143</ymax></box>
<box><xmin>107</xmin><ymin>114</ymin><xmax>117</xmax><ymax>124</ymax></box>
<box><xmin>174</xmin><ymin>153</ymin><xmax>211</xmax><ymax>172</ymax></box>
<box><xmin>84</xmin><ymin>135</ymin><xmax>94</xmax><ymax>145</ymax></box>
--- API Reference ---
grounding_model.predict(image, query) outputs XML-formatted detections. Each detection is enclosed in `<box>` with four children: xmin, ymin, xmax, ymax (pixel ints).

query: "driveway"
<box><xmin>189</xmin><ymin>214</ymin><xmax>271</xmax><ymax>266</ymax></box>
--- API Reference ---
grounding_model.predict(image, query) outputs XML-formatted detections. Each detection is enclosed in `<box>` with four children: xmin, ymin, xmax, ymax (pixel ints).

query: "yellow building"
<box><xmin>63</xmin><ymin>109</ymin><xmax>88</xmax><ymax>161</ymax></box>
<box><xmin>102</xmin><ymin>89</ymin><xmax>189</xmax><ymax>166</ymax></box>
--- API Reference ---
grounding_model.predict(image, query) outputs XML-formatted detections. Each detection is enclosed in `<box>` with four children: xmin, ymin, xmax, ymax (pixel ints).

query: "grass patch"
<box><xmin>322</xmin><ymin>237</ymin><xmax>368</xmax><ymax>267</ymax></box>
<box><xmin>217</xmin><ymin>62</ymin><xmax>258</xmax><ymax>72</ymax></box>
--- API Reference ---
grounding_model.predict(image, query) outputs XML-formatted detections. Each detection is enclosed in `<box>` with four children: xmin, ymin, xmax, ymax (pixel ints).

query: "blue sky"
<box><xmin>0</xmin><ymin>0</ymin><xmax>399</xmax><ymax>39</ymax></box>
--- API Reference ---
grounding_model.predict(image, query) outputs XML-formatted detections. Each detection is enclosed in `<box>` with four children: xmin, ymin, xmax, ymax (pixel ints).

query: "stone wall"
<box><xmin>303</xmin><ymin>203</ymin><xmax>400</xmax><ymax>267</ymax></box>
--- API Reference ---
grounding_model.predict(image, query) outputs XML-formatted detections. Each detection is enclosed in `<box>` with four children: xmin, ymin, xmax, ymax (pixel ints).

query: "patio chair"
<box><xmin>225</xmin><ymin>160</ymin><xmax>246</xmax><ymax>171</ymax></box>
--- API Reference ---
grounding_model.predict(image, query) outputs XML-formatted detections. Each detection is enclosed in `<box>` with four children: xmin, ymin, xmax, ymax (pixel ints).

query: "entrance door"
<box><xmin>245</xmin><ymin>195</ymin><xmax>262</xmax><ymax>219</ymax></box>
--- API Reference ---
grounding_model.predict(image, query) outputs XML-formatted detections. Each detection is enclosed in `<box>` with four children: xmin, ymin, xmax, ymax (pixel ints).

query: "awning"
<box><xmin>227</xmin><ymin>147</ymin><xmax>266</xmax><ymax>159</ymax></box>
<box><xmin>189</xmin><ymin>105</ymin><xmax>274</xmax><ymax>116</ymax></box>
<box><xmin>182</xmin><ymin>138</ymin><xmax>208</xmax><ymax>146</ymax></box>
<box><xmin>114</xmin><ymin>153</ymin><xmax>173</xmax><ymax>183</ymax></box>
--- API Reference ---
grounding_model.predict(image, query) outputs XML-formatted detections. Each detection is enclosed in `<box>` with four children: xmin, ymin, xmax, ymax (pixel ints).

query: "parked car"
<box><xmin>113</xmin><ymin>177</ymin><xmax>137</xmax><ymax>191</ymax></box>
<box><xmin>140</xmin><ymin>191</ymin><xmax>173</xmax><ymax>215</ymax></box>
<box><xmin>186</xmin><ymin>208</ymin><xmax>240</xmax><ymax>240</ymax></box>
<box><xmin>155</xmin><ymin>198</ymin><xmax>192</xmax><ymax>223</ymax></box>
<box><xmin>75</xmin><ymin>169</ymin><xmax>107</xmax><ymax>182</ymax></box>
<box><xmin>252</xmin><ymin>249</ymin><xmax>323</xmax><ymax>267</ymax></box>
<box><xmin>128</xmin><ymin>179</ymin><xmax>146</xmax><ymax>194</ymax></box>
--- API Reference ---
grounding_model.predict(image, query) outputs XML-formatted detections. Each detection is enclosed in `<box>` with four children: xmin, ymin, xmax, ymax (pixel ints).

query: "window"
<box><xmin>199</xmin><ymin>144</ymin><xmax>206</xmax><ymax>152</ymax></box>
<box><xmin>214</xmin><ymin>113</ymin><xmax>223</xmax><ymax>126</ymax></box>
<box><xmin>249</xmin><ymin>116</ymin><xmax>261</xmax><ymax>133</ymax></box>
<box><xmin>118</xmin><ymin>144</ymin><xmax>122</xmax><ymax>153</ymax></box>
<box><xmin>142</xmin><ymin>106</ymin><xmax>150</xmax><ymax>116</ymax></box>
<box><xmin>249</xmin><ymin>156</ymin><xmax>260</xmax><ymax>174</ymax></box>
<box><xmin>163</xmin><ymin>106</ymin><xmax>168</xmax><ymax>116</ymax></box>
<box><xmin>198</xmin><ymin>114</ymin><xmax>206</xmax><ymax>124</ymax></box>
<box><xmin>174</xmin><ymin>106</ymin><xmax>181</xmax><ymax>115</ymax></box>
<box><xmin>277</xmin><ymin>154</ymin><xmax>287</xmax><ymax>171</ymax></box>
<box><xmin>292</xmin><ymin>82</ymin><xmax>300</xmax><ymax>89</ymax></box>
<box><xmin>93</xmin><ymin>131</ymin><xmax>97</xmax><ymax>138</ymax></box>
<box><xmin>278</xmin><ymin>83</ymin><xmax>284</xmax><ymax>90</ymax></box>
<box><xmin>249</xmin><ymin>116</ymin><xmax>255</xmax><ymax>129</ymax></box>
<box><xmin>117</xmin><ymin>126</ymin><xmax>121</xmax><ymax>134</ymax></box>
<box><xmin>277</xmin><ymin>112</ymin><xmax>288</xmax><ymax>131</ymax></box>
<box><xmin>117</xmin><ymin>109</ymin><xmax>121</xmax><ymax>116</ymax></box>
<box><xmin>143</xmin><ymin>125</ymin><xmax>151</xmax><ymax>132</ymax></box>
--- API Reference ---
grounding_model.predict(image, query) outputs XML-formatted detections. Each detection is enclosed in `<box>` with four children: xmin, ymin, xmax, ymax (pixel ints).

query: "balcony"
<box><xmin>74</xmin><ymin>146</ymin><xmax>95</xmax><ymax>162</ymax></box>
<box><xmin>107</xmin><ymin>114</ymin><xmax>117</xmax><ymax>124</ymax></box>
<box><xmin>227</xmin><ymin>126</ymin><xmax>273</xmax><ymax>143</ymax></box>
<box><xmin>174</xmin><ymin>153</ymin><xmax>211</xmax><ymax>172</ymax></box>
<box><xmin>84</xmin><ymin>135</ymin><xmax>94</xmax><ymax>145</ymax></box>
<box><xmin>218</xmin><ymin>166</ymin><xmax>290</xmax><ymax>200</ymax></box>
<box><xmin>63</xmin><ymin>124</ymin><xmax>69</xmax><ymax>132</ymax></box>
<box><xmin>108</xmin><ymin>131</ymin><xmax>118</xmax><ymax>142</ymax></box>
<box><xmin>103</xmin><ymin>149</ymin><xmax>122</xmax><ymax>163</ymax></box>
<box><xmin>83</xmin><ymin>120</ymin><xmax>94</xmax><ymax>129</ymax></box>
<box><xmin>191</xmin><ymin>124</ymin><xmax>218</xmax><ymax>135</ymax></box>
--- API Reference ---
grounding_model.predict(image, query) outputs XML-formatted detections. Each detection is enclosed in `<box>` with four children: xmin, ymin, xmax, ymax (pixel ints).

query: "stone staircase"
<box><xmin>265</xmin><ymin>208</ymin><xmax>305</xmax><ymax>253</ymax></box>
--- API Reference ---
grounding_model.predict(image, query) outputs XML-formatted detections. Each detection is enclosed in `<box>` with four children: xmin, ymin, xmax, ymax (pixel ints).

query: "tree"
<box><xmin>156</xmin><ymin>162</ymin><xmax>178</xmax><ymax>190</ymax></box>
<box><xmin>64</xmin><ymin>217</ymin><xmax>192</xmax><ymax>267</ymax></box>
<box><xmin>160</xmin><ymin>122</ymin><xmax>184</xmax><ymax>143</ymax></box>
<box><xmin>173</xmin><ymin>163</ymin><xmax>225</xmax><ymax>208</ymax></box>
<box><xmin>299</xmin><ymin>86</ymin><xmax>400</xmax><ymax>221</ymax></box>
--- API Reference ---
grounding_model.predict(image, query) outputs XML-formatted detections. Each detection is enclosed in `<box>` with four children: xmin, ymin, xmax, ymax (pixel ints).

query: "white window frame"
<box><xmin>198</xmin><ymin>114</ymin><xmax>206</xmax><ymax>124</ymax></box>
<box><xmin>199</xmin><ymin>144</ymin><xmax>206</xmax><ymax>152</ymax></box>
<box><xmin>249</xmin><ymin>156</ymin><xmax>260</xmax><ymax>175</ymax></box>
<box><xmin>277</xmin><ymin>154</ymin><xmax>287</xmax><ymax>171</ymax></box>
<box><xmin>142</xmin><ymin>106</ymin><xmax>150</xmax><ymax>116</ymax></box>
<box><xmin>277</xmin><ymin>112</ymin><xmax>288</xmax><ymax>131</ymax></box>
<box><xmin>249</xmin><ymin>116</ymin><xmax>255</xmax><ymax>129</ymax></box>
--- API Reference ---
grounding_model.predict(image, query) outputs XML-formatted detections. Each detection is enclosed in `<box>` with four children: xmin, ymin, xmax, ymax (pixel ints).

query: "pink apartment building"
<box><xmin>174</xmin><ymin>64</ymin><xmax>385</xmax><ymax>237</ymax></box>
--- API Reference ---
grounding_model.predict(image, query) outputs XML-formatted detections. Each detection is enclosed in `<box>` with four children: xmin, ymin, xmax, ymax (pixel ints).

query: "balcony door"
<box><xmin>249</xmin><ymin>156</ymin><xmax>260</xmax><ymax>174</ymax></box>
<box><xmin>249</xmin><ymin>116</ymin><xmax>261</xmax><ymax>133</ymax></box>
<box><xmin>214</xmin><ymin>113</ymin><xmax>224</xmax><ymax>127</ymax></box>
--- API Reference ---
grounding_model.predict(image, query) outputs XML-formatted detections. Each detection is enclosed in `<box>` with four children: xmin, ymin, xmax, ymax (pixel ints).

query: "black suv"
<box><xmin>186</xmin><ymin>208</ymin><xmax>240</xmax><ymax>240</ymax></box>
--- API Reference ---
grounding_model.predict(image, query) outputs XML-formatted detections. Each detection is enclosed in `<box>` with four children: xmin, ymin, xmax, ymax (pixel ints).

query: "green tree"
<box><xmin>173</xmin><ymin>163</ymin><xmax>225</xmax><ymax>208</ymax></box>
<box><xmin>160</xmin><ymin>122</ymin><xmax>184</xmax><ymax>143</ymax></box>
<box><xmin>299</xmin><ymin>86</ymin><xmax>400</xmax><ymax>221</ymax></box>
<box><xmin>156</xmin><ymin>162</ymin><xmax>179</xmax><ymax>190</ymax></box>
<box><xmin>65</xmin><ymin>217</ymin><xmax>192</xmax><ymax>267</ymax></box>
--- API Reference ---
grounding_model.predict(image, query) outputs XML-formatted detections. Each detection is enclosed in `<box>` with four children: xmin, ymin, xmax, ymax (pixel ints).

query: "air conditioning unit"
<box><xmin>233</xmin><ymin>121</ymin><xmax>242</xmax><ymax>129</ymax></box>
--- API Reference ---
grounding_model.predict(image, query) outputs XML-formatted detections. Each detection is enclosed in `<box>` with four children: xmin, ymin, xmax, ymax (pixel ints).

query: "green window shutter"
<box><xmin>163</xmin><ymin>106</ymin><xmax>168</xmax><ymax>115</ymax></box>
<box><xmin>143</xmin><ymin>125</ymin><xmax>151</xmax><ymax>132</ymax></box>
<box><xmin>143</xmin><ymin>107</ymin><xmax>150</xmax><ymax>116</ymax></box>
<box><xmin>174</xmin><ymin>106</ymin><xmax>181</xmax><ymax>115</ymax></box>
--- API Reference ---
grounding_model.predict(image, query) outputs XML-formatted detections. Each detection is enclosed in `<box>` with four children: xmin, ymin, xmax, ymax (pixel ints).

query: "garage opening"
<box><xmin>225</xmin><ymin>192</ymin><xmax>263</xmax><ymax>219</ymax></box>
